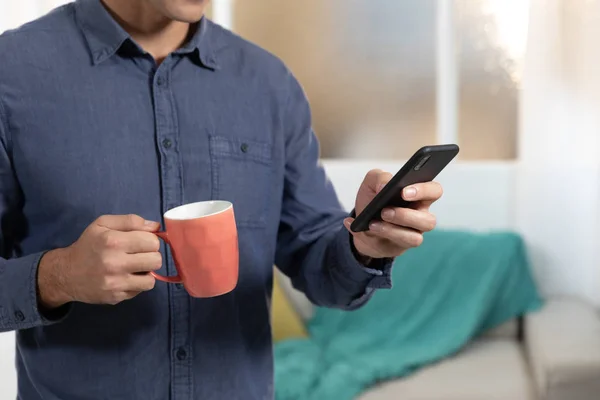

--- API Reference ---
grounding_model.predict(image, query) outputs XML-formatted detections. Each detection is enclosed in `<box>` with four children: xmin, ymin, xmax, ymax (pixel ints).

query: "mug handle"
<box><xmin>151</xmin><ymin>231</ymin><xmax>183</xmax><ymax>284</ymax></box>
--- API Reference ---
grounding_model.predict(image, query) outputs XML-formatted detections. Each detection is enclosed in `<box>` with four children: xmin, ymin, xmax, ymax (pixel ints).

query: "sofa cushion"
<box><xmin>272</xmin><ymin>271</ymin><xmax>308</xmax><ymax>342</ymax></box>
<box><xmin>525</xmin><ymin>298</ymin><xmax>600</xmax><ymax>400</ymax></box>
<box><xmin>481</xmin><ymin>319</ymin><xmax>519</xmax><ymax>339</ymax></box>
<box><xmin>274</xmin><ymin>269</ymin><xmax>315</xmax><ymax>322</ymax></box>
<box><xmin>358</xmin><ymin>339</ymin><xmax>535</xmax><ymax>400</ymax></box>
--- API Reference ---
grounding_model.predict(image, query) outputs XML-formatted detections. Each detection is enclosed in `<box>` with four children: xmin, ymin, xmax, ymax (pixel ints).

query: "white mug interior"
<box><xmin>164</xmin><ymin>201</ymin><xmax>232</xmax><ymax>220</ymax></box>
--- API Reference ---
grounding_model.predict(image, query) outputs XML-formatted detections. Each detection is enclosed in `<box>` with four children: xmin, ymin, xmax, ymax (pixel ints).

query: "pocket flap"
<box><xmin>209</xmin><ymin>136</ymin><xmax>272</xmax><ymax>165</ymax></box>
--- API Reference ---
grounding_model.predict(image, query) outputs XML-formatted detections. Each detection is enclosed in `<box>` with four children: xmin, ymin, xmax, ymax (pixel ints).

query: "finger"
<box><xmin>123</xmin><ymin>291</ymin><xmax>143</xmax><ymax>299</ymax></box>
<box><xmin>402</xmin><ymin>181</ymin><xmax>443</xmax><ymax>203</ymax></box>
<box><xmin>344</xmin><ymin>219</ymin><xmax>402</xmax><ymax>258</ymax></box>
<box><xmin>366</xmin><ymin>221</ymin><xmax>424</xmax><ymax>248</ymax></box>
<box><xmin>352</xmin><ymin>236</ymin><xmax>397</xmax><ymax>258</ymax></box>
<box><xmin>113</xmin><ymin>291</ymin><xmax>143</xmax><ymax>304</ymax></box>
<box><xmin>124</xmin><ymin>274</ymin><xmax>157</xmax><ymax>292</ymax></box>
<box><xmin>106</xmin><ymin>230</ymin><xmax>161</xmax><ymax>253</ymax></box>
<box><xmin>344</xmin><ymin>218</ymin><xmax>381</xmax><ymax>238</ymax></box>
<box><xmin>122</xmin><ymin>252</ymin><xmax>163</xmax><ymax>273</ymax></box>
<box><xmin>104</xmin><ymin>291</ymin><xmax>138</xmax><ymax>305</ymax></box>
<box><xmin>96</xmin><ymin>214</ymin><xmax>160</xmax><ymax>232</ymax></box>
<box><xmin>363</xmin><ymin>169</ymin><xmax>394</xmax><ymax>193</ymax></box>
<box><xmin>380</xmin><ymin>208</ymin><xmax>437</xmax><ymax>232</ymax></box>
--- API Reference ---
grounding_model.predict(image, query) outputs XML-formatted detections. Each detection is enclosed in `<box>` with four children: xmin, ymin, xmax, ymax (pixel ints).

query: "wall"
<box><xmin>325</xmin><ymin>160</ymin><xmax>516</xmax><ymax>231</ymax></box>
<box><xmin>517</xmin><ymin>0</ymin><xmax>600</xmax><ymax>307</ymax></box>
<box><xmin>0</xmin><ymin>332</ymin><xmax>15</xmax><ymax>397</ymax></box>
<box><xmin>0</xmin><ymin>160</ymin><xmax>516</xmax><ymax>398</ymax></box>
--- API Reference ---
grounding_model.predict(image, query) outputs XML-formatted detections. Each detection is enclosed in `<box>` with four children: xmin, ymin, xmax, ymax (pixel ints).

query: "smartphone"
<box><xmin>350</xmin><ymin>144</ymin><xmax>460</xmax><ymax>233</ymax></box>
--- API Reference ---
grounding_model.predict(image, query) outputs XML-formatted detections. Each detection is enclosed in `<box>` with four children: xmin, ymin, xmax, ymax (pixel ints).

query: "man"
<box><xmin>0</xmin><ymin>0</ymin><xmax>443</xmax><ymax>399</ymax></box>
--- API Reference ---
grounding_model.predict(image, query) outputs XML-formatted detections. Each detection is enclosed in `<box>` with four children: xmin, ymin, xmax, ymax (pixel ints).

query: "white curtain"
<box><xmin>517</xmin><ymin>0</ymin><xmax>600</xmax><ymax>306</ymax></box>
<box><xmin>0</xmin><ymin>1</ymin><xmax>68</xmax><ymax>32</ymax></box>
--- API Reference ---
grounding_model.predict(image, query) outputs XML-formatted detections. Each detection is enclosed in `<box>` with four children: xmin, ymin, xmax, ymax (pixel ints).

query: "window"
<box><xmin>211</xmin><ymin>0</ymin><xmax>529</xmax><ymax>160</ymax></box>
<box><xmin>456</xmin><ymin>0</ymin><xmax>528</xmax><ymax>160</ymax></box>
<box><xmin>217</xmin><ymin>0</ymin><xmax>437</xmax><ymax>159</ymax></box>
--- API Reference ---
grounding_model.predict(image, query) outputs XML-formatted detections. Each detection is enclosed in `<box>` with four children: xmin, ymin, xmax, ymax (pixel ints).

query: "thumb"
<box><xmin>343</xmin><ymin>218</ymin><xmax>359</xmax><ymax>235</ymax></box>
<box><xmin>95</xmin><ymin>214</ymin><xmax>160</xmax><ymax>232</ymax></box>
<box><xmin>363</xmin><ymin>169</ymin><xmax>393</xmax><ymax>193</ymax></box>
<box><xmin>343</xmin><ymin>218</ymin><xmax>353</xmax><ymax>232</ymax></box>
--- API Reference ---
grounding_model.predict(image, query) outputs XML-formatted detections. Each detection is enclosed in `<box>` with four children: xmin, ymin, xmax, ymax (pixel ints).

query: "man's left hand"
<box><xmin>344</xmin><ymin>169</ymin><xmax>444</xmax><ymax>260</ymax></box>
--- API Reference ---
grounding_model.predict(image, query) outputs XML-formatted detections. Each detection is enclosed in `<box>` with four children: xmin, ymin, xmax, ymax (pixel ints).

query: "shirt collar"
<box><xmin>174</xmin><ymin>17</ymin><xmax>219</xmax><ymax>69</ymax></box>
<box><xmin>74</xmin><ymin>0</ymin><xmax>219</xmax><ymax>69</ymax></box>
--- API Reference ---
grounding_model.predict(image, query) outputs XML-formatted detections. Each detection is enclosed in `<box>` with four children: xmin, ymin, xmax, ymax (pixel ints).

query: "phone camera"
<box><xmin>414</xmin><ymin>155</ymin><xmax>431</xmax><ymax>171</ymax></box>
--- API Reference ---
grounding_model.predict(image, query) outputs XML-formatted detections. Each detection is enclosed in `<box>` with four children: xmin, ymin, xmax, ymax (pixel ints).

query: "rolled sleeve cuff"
<box><xmin>1</xmin><ymin>252</ymin><xmax>71</xmax><ymax>331</ymax></box>
<box><xmin>333</xmin><ymin>226</ymin><xmax>394</xmax><ymax>290</ymax></box>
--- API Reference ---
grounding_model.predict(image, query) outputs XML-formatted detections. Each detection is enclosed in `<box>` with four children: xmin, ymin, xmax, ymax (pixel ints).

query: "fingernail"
<box><xmin>343</xmin><ymin>218</ymin><xmax>352</xmax><ymax>228</ymax></box>
<box><xmin>381</xmin><ymin>209</ymin><xmax>395</xmax><ymax>220</ymax></box>
<box><xmin>404</xmin><ymin>187</ymin><xmax>417</xmax><ymax>199</ymax></box>
<box><xmin>369</xmin><ymin>222</ymin><xmax>383</xmax><ymax>232</ymax></box>
<box><xmin>377</xmin><ymin>183</ymin><xmax>386</xmax><ymax>193</ymax></box>
<box><xmin>145</xmin><ymin>220</ymin><xmax>159</xmax><ymax>226</ymax></box>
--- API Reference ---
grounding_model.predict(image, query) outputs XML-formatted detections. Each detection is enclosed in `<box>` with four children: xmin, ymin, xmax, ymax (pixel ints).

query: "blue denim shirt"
<box><xmin>0</xmin><ymin>1</ymin><xmax>393</xmax><ymax>399</ymax></box>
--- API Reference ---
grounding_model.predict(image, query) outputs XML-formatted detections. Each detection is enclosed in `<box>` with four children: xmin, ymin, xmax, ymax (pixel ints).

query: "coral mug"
<box><xmin>151</xmin><ymin>201</ymin><xmax>239</xmax><ymax>298</ymax></box>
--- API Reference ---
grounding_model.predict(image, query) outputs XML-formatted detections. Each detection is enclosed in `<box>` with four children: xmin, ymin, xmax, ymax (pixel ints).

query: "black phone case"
<box><xmin>350</xmin><ymin>144</ymin><xmax>460</xmax><ymax>232</ymax></box>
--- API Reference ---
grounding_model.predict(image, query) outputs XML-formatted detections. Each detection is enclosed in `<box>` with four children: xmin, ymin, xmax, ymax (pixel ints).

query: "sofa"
<box><xmin>274</xmin><ymin>270</ymin><xmax>600</xmax><ymax>400</ymax></box>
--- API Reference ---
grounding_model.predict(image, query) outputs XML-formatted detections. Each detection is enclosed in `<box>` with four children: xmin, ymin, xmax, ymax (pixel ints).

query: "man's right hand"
<box><xmin>38</xmin><ymin>214</ymin><xmax>163</xmax><ymax>309</ymax></box>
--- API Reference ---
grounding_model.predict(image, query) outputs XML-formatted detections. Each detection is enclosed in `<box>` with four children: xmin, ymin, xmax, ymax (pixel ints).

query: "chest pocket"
<box><xmin>209</xmin><ymin>135</ymin><xmax>273</xmax><ymax>228</ymax></box>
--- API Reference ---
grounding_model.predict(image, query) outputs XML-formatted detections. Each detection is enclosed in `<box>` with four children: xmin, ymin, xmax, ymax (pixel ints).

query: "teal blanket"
<box><xmin>274</xmin><ymin>230</ymin><xmax>543</xmax><ymax>400</ymax></box>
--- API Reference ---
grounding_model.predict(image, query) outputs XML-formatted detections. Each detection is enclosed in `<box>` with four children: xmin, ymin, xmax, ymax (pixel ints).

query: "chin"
<box><xmin>165</xmin><ymin>3</ymin><xmax>208</xmax><ymax>23</ymax></box>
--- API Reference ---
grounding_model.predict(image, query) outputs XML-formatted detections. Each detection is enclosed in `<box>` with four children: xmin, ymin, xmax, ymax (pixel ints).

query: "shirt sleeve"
<box><xmin>0</xmin><ymin>98</ymin><xmax>70</xmax><ymax>332</ymax></box>
<box><xmin>274</xmin><ymin>72</ymin><xmax>394</xmax><ymax>310</ymax></box>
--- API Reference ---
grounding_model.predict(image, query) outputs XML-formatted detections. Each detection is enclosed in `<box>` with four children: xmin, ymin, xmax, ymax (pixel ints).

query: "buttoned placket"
<box><xmin>152</xmin><ymin>55</ymin><xmax>193</xmax><ymax>400</ymax></box>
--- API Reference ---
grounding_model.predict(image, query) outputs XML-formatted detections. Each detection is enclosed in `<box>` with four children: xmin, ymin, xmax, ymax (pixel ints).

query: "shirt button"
<box><xmin>176</xmin><ymin>348</ymin><xmax>187</xmax><ymax>361</ymax></box>
<box><xmin>157</xmin><ymin>77</ymin><xmax>165</xmax><ymax>86</ymax></box>
<box><xmin>14</xmin><ymin>311</ymin><xmax>25</xmax><ymax>322</ymax></box>
<box><xmin>240</xmin><ymin>143</ymin><xmax>249</xmax><ymax>153</ymax></box>
<box><xmin>175</xmin><ymin>283</ymin><xmax>184</xmax><ymax>290</ymax></box>
<box><xmin>162</xmin><ymin>138</ymin><xmax>172</xmax><ymax>149</ymax></box>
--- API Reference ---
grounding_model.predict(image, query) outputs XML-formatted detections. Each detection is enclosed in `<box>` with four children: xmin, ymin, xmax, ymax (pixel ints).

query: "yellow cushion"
<box><xmin>271</xmin><ymin>274</ymin><xmax>308</xmax><ymax>342</ymax></box>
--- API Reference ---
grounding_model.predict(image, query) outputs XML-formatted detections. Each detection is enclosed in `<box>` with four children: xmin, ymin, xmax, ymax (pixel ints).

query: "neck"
<box><xmin>101</xmin><ymin>0</ymin><xmax>194</xmax><ymax>63</ymax></box>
